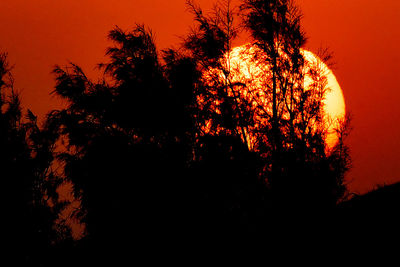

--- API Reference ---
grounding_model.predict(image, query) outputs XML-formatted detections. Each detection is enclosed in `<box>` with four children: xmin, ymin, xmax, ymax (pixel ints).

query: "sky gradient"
<box><xmin>0</xmin><ymin>0</ymin><xmax>399</xmax><ymax>194</ymax></box>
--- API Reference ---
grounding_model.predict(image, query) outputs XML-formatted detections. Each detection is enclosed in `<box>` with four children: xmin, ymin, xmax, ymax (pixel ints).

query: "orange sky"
<box><xmin>1</xmin><ymin>0</ymin><xmax>399</xmax><ymax>194</ymax></box>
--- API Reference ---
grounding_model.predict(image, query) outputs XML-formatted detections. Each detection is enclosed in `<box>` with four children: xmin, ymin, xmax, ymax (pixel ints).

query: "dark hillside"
<box><xmin>341</xmin><ymin>182</ymin><xmax>400</xmax><ymax>210</ymax></box>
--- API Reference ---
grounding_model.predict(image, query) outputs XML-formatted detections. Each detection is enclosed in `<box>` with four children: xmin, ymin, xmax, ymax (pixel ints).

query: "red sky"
<box><xmin>0</xmin><ymin>0</ymin><xmax>399</xmax><ymax>194</ymax></box>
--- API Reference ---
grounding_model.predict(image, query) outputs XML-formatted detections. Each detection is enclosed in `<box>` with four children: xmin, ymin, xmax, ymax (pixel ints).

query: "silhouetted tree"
<box><xmin>45</xmin><ymin>24</ymin><xmax>202</xmax><ymax>264</ymax></box>
<box><xmin>240</xmin><ymin>0</ymin><xmax>350</xmax><ymax>208</ymax></box>
<box><xmin>0</xmin><ymin>53</ymin><xmax>60</xmax><ymax>266</ymax></box>
<box><xmin>180</xmin><ymin>0</ymin><xmax>351</xmax><ymax>210</ymax></box>
<box><xmin>40</xmin><ymin>0</ymin><xmax>352</xmax><ymax>260</ymax></box>
<box><xmin>179</xmin><ymin>0</ymin><xmax>273</xmax><ymax>234</ymax></box>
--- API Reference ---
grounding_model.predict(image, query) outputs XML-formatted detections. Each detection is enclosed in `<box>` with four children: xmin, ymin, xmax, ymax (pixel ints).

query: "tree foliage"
<box><xmin>240</xmin><ymin>0</ymin><xmax>350</xmax><ymax>207</ymax></box>
<box><xmin>3</xmin><ymin>0</ymin><xmax>353</xmax><ymax>264</ymax></box>
<box><xmin>0</xmin><ymin>53</ymin><xmax>62</xmax><ymax>266</ymax></box>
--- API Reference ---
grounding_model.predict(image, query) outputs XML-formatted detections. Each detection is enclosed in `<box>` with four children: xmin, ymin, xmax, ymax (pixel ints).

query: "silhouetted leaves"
<box><xmin>0</xmin><ymin>53</ymin><xmax>60</xmax><ymax>266</ymax></box>
<box><xmin>3</xmin><ymin>0</ymin><xmax>358</xmax><ymax>264</ymax></box>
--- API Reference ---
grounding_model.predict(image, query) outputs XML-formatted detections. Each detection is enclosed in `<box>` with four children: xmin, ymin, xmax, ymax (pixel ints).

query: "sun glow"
<box><xmin>201</xmin><ymin>43</ymin><xmax>346</xmax><ymax>150</ymax></box>
<box><xmin>302</xmin><ymin>49</ymin><xmax>346</xmax><ymax>147</ymax></box>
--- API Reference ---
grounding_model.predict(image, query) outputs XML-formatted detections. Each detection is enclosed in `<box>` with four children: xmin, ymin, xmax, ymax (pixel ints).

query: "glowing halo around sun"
<box><xmin>201</xmin><ymin>43</ymin><xmax>346</xmax><ymax>150</ymax></box>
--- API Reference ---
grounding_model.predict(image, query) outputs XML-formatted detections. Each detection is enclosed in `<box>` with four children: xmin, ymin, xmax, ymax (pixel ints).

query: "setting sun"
<box><xmin>202</xmin><ymin>43</ymin><xmax>346</xmax><ymax>150</ymax></box>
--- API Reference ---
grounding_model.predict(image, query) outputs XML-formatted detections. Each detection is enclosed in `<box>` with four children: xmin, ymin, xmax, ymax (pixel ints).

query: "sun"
<box><xmin>202</xmin><ymin>43</ymin><xmax>346</xmax><ymax>150</ymax></box>
<box><xmin>302</xmin><ymin>50</ymin><xmax>346</xmax><ymax>147</ymax></box>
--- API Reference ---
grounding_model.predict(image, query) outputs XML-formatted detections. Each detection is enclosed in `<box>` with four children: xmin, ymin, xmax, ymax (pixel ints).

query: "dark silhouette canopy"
<box><xmin>1</xmin><ymin>1</ymin><xmax>378</xmax><ymax>265</ymax></box>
